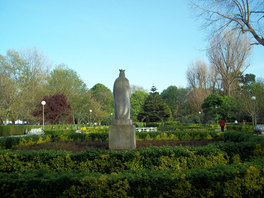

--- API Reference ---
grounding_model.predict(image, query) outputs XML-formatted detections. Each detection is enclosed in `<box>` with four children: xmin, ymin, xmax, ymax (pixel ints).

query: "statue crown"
<box><xmin>119</xmin><ymin>69</ymin><xmax>125</xmax><ymax>77</ymax></box>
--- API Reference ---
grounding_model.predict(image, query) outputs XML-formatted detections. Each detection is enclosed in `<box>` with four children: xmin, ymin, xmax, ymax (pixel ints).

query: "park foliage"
<box><xmin>33</xmin><ymin>94</ymin><xmax>72</xmax><ymax>124</ymax></box>
<box><xmin>0</xmin><ymin>124</ymin><xmax>264</xmax><ymax>197</ymax></box>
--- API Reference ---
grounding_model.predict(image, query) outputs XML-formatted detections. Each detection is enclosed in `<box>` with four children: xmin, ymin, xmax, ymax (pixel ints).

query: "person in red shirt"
<box><xmin>220</xmin><ymin>120</ymin><xmax>225</xmax><ymax>132</ymax></box>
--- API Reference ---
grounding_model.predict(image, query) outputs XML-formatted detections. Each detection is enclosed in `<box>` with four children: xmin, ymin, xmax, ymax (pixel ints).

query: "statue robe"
<box><xmin>113</xmin><ymin>70</ymin><xmax>131</xmax><ymax>121</ymax></box>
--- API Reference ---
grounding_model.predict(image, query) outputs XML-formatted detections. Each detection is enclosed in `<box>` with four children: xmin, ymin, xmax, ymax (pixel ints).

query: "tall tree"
<box><xmin>130</xmin><ymin>90</ymin><xmax>148</xmax><ymax>121</ymax></box>
<box><xmin>89</xmin><ymin>83</ymin><xmax>114</xmax><ymax>123</ymax></box>
<box><xmin>0</xmin><ymin>49</ymin><xmax>50</xmax><ymax>124</ymax></box>
<box><xmin>161</xmin><ymin>86</ymin><xmax>180</xmax><ymax>120</ymax></box>
<box><xmin>138</xmin><ymin>86</ymin><xmax>172</xmax><ymax>122</ymax></box>
<box><xmin>0</xmin><ymin>70</ymin><xmax>17</xmax><ymax>124</ymax></box>
<box><xmin>192</xmin><ymin>0</ymin><xmax>264</xmax><ymax>46</ymax></box>
<box><xmin>237</xmin><ymin>79</ymin><xmax>264</xmax><ymax>124</ymax></box>
<box><xmin>176</xmin><ymin>88</ymin><xmax>193</xmax><ymax>122</ymax></box>
<box><xmin>202</xmin><ymin>94</ymin><xmax>237</xmax><ymax>123</ymax></box>
<box><xmin>186</xmin><ymin>60</ymin><xmax>213</xmax><ymax>112</ymax></box>
<box><xmin>47</xmin><ymin>64</ymin><xmax>88</xmax><ymax>122</ymax></box>
<box><xmin>187</xmin><ymin>60</ymin><xmax>212</xmax><ymax>90</ymax></box>
<box><xmin>17</xmin><ymin>49</ymin><xmax>50</xmax><ymax>123</ymax></box>
<box><xmin>208</xmin><ymin>30</ymin><xmax>252</xmax><ymax>96</ymax></box>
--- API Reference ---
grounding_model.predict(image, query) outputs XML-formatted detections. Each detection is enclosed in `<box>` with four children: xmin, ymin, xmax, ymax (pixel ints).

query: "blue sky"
<box><xmin>0</xmin><ymin>0</ymin><xmax>263</xmax><ymax>92</ymax></box>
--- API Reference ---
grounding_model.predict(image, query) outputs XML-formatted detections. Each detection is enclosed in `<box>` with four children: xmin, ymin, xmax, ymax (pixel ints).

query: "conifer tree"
<box><xmin>138</xmin><ymin>86</ymin><xmax>172</xmax><ymax>122</ymax></box>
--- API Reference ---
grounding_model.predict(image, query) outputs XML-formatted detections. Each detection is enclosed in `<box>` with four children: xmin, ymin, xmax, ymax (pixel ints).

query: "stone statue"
<box><xmin>112</xmin><ymin>69</ymin><xmax>132</xmax><ymax>125</ymax></box>
<box><xmin>109</xmin><ymin>69</ymin><xmax>136</xmax><ymax>150</ymax></box>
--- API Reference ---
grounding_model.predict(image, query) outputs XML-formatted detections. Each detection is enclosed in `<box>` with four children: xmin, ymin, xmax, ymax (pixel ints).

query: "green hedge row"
<box><xmin>0</xmin><ymin>125</ymin><xmax>74</xmax><ymax>136</ymax></box>
<box><xmin>0</xmin><ymin>125</ymin><xmax>38</xmax><ymax>136</ymax></box>
<box><xmin>0</xmin><ymin>130</ymin><xmax>221</xmax><ymax>150</ymax></box>
<box><xmin>0</xmin><ymin>132</ymin><xmax>109</xmax><ymax>149</ymax></box>
<box><xmin>226</xmin><ymin>124</ymin><xmax>254</xmax><ymax>132</ymax></box>
<box><xmin>0</xmin><ymin>146</ymin><xmax>230</xmax><ymax>173</ymax></box>
<box><xmin>0</xmin><ymin>125</ymin><xmax>109</xmax><ymax>136</ymax></box>
<box><xmin>46</xmin><ymin>130</ymin><xmax>222</xmax><ymax>141</ymax></box>
<box><xmin>0</xmin><ymin>130</ymin><xmax>260</xmax><ymax>150</ymax></box>
<box><xmin>1</xmin><ymin>157</ymin><xmax>264</xmax><ymax>198</ymax></box>
<box><xmin>147</xmin><ymin>121</ymin><xmax>221</xmax><ymax>130</ymax></box>
<box><xmin>1</xmin><ymin>123</ymin><xmax>254</xmax><ymax>137</ymax></box>
<box><xmin>137</xmin><ymin>130</ymin><xmax>222</xmax><ymax>141</ymax></box>
<box><xmin>1</xmin><ymin>133</ymin><xmax>264</xmax><ymax>174</ymax></box>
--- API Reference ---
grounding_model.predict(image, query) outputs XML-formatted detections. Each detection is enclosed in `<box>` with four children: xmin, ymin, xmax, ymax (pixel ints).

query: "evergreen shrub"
<box><xmin>0</xmin><ymin>158</ymin><xmax>264</xmax><ymax>197</ymax></box>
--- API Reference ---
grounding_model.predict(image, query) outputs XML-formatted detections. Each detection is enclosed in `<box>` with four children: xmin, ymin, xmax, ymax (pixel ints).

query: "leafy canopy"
<box><xmin>202</xmin><ymin>94</ymin><xmax>236</xmax><ymax>122</ymax></box>
<box><xmin>130</xmin><ymin>90</ymin><xmax>148</xmax><ymax>121</ymax></box>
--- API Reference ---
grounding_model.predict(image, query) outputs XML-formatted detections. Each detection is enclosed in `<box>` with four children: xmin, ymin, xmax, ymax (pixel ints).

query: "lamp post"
<box><xmin>251</xmin><ymin>96</ymin><xmax>256</xmax><ymax>125</ymax></box>
<box><xmin>89</xmin><ymin>109</ymin><xmax>92</xmax><ymax>126</ymax></box>
<box><xmin>41</xmin><ymin>101</ymin><xmax>46</xmax><ymax>130</ymax></box>
<box><xmin>199</xmin><ymin>111</ymin><xmax>201</xmax><ymax>124</ymax></box>
<box><xmin>238</xmin><ymin>82</ymin><xmax>244</xmax><ymax>89</ymax></box>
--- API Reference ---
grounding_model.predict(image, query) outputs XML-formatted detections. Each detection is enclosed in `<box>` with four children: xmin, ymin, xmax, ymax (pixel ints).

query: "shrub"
<box><xmin>1</xmin><ymin>158</ymin><xmax>264</xmax><ymax>198</ymax></box>
<box><xmin>2</xmin><ymin>141</ymin><xmax>264</xmax><ymax>174</ymax></box>
<box><xmin>1</xmin><ymin>128</ymin><xmax>264</xmax><ymax>197</ymax></box>
<box><xmin>226</xmin><ymin>124</ymin><xmax>254</xmax><ymax>133</ymax></box>
<box><xmin>0</xmin><ymin>125</ymin><xmax>38</xmax><ymax>136</ymax></box>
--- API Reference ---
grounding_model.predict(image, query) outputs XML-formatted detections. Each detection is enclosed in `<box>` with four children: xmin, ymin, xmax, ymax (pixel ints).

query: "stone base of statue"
<box><xmin>109</xmin><ymin>119</ymin><xmax>136</xmax><ymax>150</ymax></box>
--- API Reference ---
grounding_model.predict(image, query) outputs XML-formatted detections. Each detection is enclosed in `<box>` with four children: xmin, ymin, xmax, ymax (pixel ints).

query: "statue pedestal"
<box><xmin>109</xmin><ymin>124</ymin><xmax>136</xmax><ymax>150</ymax></box>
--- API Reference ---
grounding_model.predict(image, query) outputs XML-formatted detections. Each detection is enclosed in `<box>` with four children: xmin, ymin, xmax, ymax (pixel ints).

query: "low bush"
<box><xmin>0</xmin><ymin>135</ymin><xmax>52</xmax><ymax>149</ymax></box>
<box><xmin>0</xmin><ymin>130</ymin><xmax>221</xmax><ymax>149</ymax></box>
<box><xmin>1</xmin><ymin>138</ymin><xmax>264</xmax><ymax>174</ymax></box>
<box><xmin>226</xmin><ymin>124</ymin><xmax>254</xmax><ymax>133</ymax></box>
<box><xmin>137</xmin><ymin>131</ymin><xmax>223</xmax><ymax>141</ymax></box>
<box><xmin>1</xmin><ymin>130</ymin><xmax>262</xmax><ymax>151</ymax></box>
<box><xmin>0</xmin><ymin>125</ymin><xmax>109</xmax><ymax>137</ymax></box>
<box><xmin>223</xmin><ymin>131</ymin><xmax>253</xmax><ymax>142</ymax></box>
<box><xmin>1</xmin><ymin>128</ymin><xmax>264</xmax><ymax>197</ymax></box>
<box><xmin>0</xmin><ymin>125</ymin><xmax>37</xmax><ymax>136</ymax></box>
<box><xmin>0</xmin><ymin>158</ymin><xmax>264</xmax><ymax>198</ymax></box>
<box><xmin>0</xmin><ymin>146</ymin><xmax>230</xmax><ymax>173</ymax></box>
<box><xmin>0</xmin><ymin>132</ymin><xmax>109</xmax><ymax>149</ymax></box>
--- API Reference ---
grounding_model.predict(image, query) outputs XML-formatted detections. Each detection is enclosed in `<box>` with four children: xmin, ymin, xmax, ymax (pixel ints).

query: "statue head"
<box><xmin>119</xmin><ymin>69</ymin><xmax>125</xmax><ymax>77</ymax></box>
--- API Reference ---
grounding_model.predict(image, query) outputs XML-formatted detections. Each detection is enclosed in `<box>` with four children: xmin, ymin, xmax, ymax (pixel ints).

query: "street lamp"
<box><xmin>251</xmin><ymin>96</ymin><xmax>256</xmax><ymax>125</ymax></box>
<box><xmin>41</xmin><ymin>101</ymin><xmax>46</xmax><ymax>130</ymax></box>
<box><xmin>89</xmin><ymin>109</ymin><xmax>92</xmax><ymax>126</ymax></box>
<box><xmin>238</xmin><ymin>82</ymin><xmax>244</xmax><ymax>88</ymax></box>
<box><xmin>238</xmin><ymin>83</ymin><xmax>244</xmax><ymax>121</ymax></box>
<box><xmin>199</xmin><ymin>111</ymin><xmax>201</xmax><ymax>124</ymax></box>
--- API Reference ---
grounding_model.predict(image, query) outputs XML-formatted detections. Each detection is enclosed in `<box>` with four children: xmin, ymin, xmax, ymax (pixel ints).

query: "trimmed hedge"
<box><xmin>0</xmin><ymin>158</ymin><xmax>264</xmax><ymax>197</ymax></box>
<box><xmin>0</xmin><ymin>125</ymin><xmax>37</xmax><ymax>136</ymax></box>
<box><xmin>0</xmin><ymin>125</ymin><xmax>109</xmax><ymax>136</ymax></box>
<box><xmin>0</xmin><ymin>130</ymin><xmax>220</xmax><ymax>149</ymax></box>
<box><xmin>1</xmin><ymin>132</ymin><xmax>264</xmax><ymax>174</ymax></box>
<box><xmin>1</xmin><ymin>130</ymin><xmax>264</xmax><ymax>197</ymax></box>
<box><xmin>226</xmin><ymin>124</ymin><xmax>254</xmax><ymax>132</ymax></box>
<box><xmin>0</xmin><ymin>133</ymin><xmax>109</xmax><ymax>149</ymax></box>
<box><xmin>1</xmin><ymin>123</ymin><xmax>254</xmax><ymax>137</ymax></box>
<box><xmin>0</xmin><ymin>146</ymin><xmax>231</xmax><ymax>173</ymax></box>
<box><xmin>137</xmin><ymin>130</ymin><xmax>222</xmax><ymax>141</ymax></box>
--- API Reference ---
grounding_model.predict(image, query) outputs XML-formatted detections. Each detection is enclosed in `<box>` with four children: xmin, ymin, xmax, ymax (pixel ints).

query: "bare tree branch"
<box><xmin>208</xmin><ymin>30</ymin><xmax>252</xmax><ymax>96</ymax></box>
<box><xmin>191</xmin><ymin>0</ymin><xmax>264</xmax><ymax>46</ymax></box>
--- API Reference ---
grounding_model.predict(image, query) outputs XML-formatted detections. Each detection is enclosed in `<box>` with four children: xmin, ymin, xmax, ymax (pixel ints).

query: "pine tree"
<box><xmin>138</xmin><ymin>86</ymin><xmax>172</xmax><ymax>122</ymax></box>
